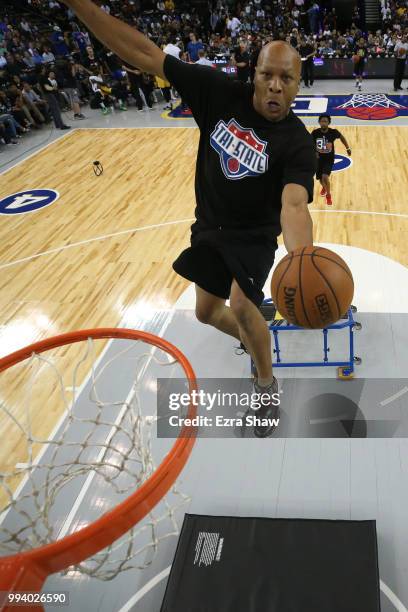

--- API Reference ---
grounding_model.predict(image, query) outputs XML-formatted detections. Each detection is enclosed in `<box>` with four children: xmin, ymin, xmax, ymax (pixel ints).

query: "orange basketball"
<box><xmin>271</xmin><ymin>246</ymin><xmax>354</xmax><ymax>329</ymax></box>
<box><xmin>398</xmin><ymin>47</ymin><xmax>406</xmax><ymax>57</ymax></box>
<box><xmin>352</xmin><ymin>54</ymin><xmax>360</xmax><ymax>63</ymax></box>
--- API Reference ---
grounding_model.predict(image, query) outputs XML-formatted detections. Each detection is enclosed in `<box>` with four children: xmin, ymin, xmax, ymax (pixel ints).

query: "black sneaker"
<box><xmin>252</xmin><ymin>377</ymin><xmax>280</xmax><ymax>438</ymax></box>
<box><xmin>60</xmin><ymin>125</ymin><xmax>71</xmax><ymax>130</ymax></box>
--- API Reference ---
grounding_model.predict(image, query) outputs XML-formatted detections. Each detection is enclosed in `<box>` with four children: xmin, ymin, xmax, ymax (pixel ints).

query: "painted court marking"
<box><xmin>1</xmin><ymin>208</ymin><xmax>408</xmax><ymax>272</ymax></box>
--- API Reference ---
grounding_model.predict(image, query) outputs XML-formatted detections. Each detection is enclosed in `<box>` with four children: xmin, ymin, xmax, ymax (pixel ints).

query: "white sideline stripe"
<box><xmin>116</xmin><ymin>566</ymin><xmax>171</xmax><ymax>612</ymax></box>
<box><xmin>0</xmin><ymin>129</ymin><xmax>76</xmax><ymax>176</ymax></box>
<box><xmin>2</xmin><ymin>208</ymin><xmax>408</xmax><ymax>272</ymax></box>
<box><xmin>311</xmin><ymin>208</ymin><xmax>408</xmax><ymax>218</ymax></box>
<box><xmin>114</xmin><ymin>571</ymin><xmax>407</xmax><ymax>612</ymax></box>
<box><xmin>380</xmin><ymin>386</ymin><xmax>408</xmax><ymax>406</ymax></box>
<box><xmin>0</xmin><ymin>219</ymin><xmax>194</xmax><ymax>271</ymax></box>
<box><xmin>380</xmin><ymin>580</ymin><xmax>408</xmax><ymax>612</ymax></box>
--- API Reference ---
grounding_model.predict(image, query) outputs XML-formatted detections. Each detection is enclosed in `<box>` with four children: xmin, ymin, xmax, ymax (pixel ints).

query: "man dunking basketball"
<box><xmin>312</xmin><ymin>114</ymin><xmax>351</xmax><ymax>206</ymax></box>
<box><xmin>59</xmin><ymin>0</ymin><xmax>316</xmax><ymax>437</ymax></box>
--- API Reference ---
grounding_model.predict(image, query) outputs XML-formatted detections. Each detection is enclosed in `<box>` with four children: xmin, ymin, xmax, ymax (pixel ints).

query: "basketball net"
<box><xmin>0</xmin><ymin>330</ymin><xmax>197</xmax><ymax>586</ymax></box>
<box><xmin>336</xmin><ymin>93</ymin><xmax>405</xmax><ymax>109</ymax></box>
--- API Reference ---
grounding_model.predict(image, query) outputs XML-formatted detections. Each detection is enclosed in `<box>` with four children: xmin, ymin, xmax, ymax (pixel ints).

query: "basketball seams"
<box><xmin>299</xmin><ymin>247</ymin><xmax>313</xmax><ymax>328</ymax></box>
<box><xmin>273</xmin><ymin>252</ymin><xmax>294</xmax><ymax>305</ymax></box>
<box><xmin>310</xmin><ymin>249</ymin><xmax>353</xmax><ymax>280</ymax></box>
<box><xmin>310</xmin><ymin>252</ymin><xmax>342</xmax><ymax>321</ymax></box>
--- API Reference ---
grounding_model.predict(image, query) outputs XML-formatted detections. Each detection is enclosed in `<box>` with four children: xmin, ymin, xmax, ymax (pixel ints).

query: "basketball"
<box><xmin>398</xmin><ymin>47</ymin><xmax>406</xmax><ymax>57</ymax></box>
<box><xmin>271</xmin><ymin>246</ymin><xmax>354</xmax><ymax>328</ymax></box>
<box><xmin>352</xmin><ymin>54</ymin><xmax>359</xmax><ymax>63</ymax></box>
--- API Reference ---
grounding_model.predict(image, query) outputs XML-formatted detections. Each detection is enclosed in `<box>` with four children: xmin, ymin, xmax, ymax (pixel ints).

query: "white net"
<box><xmin>336</xmin><ymin>93</ymin><xmax>406</xmax><ymax>109</ymax></box>
<box><xmin>0</xmin><ymin>334</ymin><xmax>193</xmax><ymax>580</ymax></box>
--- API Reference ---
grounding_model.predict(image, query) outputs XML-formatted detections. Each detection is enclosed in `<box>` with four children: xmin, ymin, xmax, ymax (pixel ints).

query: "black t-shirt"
<box><xmin>299</xmin><ymin>44</ymin><xmax>314</xmax><ymax>59</ymax></box>
<box><xmin>38</xmin><ymin>74</ymin><xmax>56</xmax><ymax>96</ymax></box>
<box><xmin>163</xmin><ymin>54</ymin><xmax>315</xmax><ymax>233</ymax></box>
<box><xmin>235</xmin><ymin>50</ymin><xmax>250</xmax><ymax>82</ymax></box>
<box><xmin>312</xmin><ymin>127</ymin><xmax>341</xmax><ymax>160</ymax></box>
<box><xmin>60</xmin><ymin>62</ymin><xmax>78</xmax><ymax>88</ymax></box>
<box><xmin>103</xmin><ymin>50</ymin><xmax>122</xmax><ymax>73</ymax></box>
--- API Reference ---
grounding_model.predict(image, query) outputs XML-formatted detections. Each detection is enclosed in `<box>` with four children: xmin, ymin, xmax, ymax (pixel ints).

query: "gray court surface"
<box><xmin>1</xmin><ymin>308</ymin><xmax>408</xmax><ymax>612</ymax></box>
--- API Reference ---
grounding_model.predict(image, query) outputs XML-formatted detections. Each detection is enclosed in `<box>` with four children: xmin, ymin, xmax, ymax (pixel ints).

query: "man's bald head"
<box><xmin>253</xmin><ymin>41</ymin><xmax>301</xmax><ymax>122</ymax></box>
<box><xmin>257</xmin><ymin>41</ymin><xmax>302</xmax><ymax>77</ymax></box>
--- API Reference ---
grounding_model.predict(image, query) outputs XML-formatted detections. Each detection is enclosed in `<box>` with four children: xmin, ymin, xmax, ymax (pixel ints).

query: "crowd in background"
<box><xmin>0</xmin><ymin>0</ymin><xmax>407</xmax><ymax>149</ymax></box>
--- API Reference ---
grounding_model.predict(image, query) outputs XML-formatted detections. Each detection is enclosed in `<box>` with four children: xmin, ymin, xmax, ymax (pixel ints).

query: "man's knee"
<box><xmin>230</xmin><ymin>289</ymin><xmax>253</xmax><ymax>329</ymax></box>
<box><xmin>195</xmin><ymin>303</ymin><xmax>221</xmax><ymax>325</ymax></box>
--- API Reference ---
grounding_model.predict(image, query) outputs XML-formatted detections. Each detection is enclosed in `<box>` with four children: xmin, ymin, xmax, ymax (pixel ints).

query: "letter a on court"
<box><xmin>0</xmin><ymin>189</ymin><xmax>60</xmax><ymax>215</ymax></box>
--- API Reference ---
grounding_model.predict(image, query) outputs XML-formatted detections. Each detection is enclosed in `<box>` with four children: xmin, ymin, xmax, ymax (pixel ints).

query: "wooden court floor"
<box><xmin>0</xmin><ymin>126</ymin><xmax>407</xmax><ymax>502</ymax></box>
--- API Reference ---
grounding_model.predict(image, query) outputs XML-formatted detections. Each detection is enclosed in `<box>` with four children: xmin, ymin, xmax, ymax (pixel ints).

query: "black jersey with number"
<box><xmin>311</xmin><ymin>127</ymin><xmax>341</xmax><ymax>161</ymax></box>
<box><xmin>163</xmin><ymin>54</ymin><xmax>315</xmax><ymax>235</ymax></box>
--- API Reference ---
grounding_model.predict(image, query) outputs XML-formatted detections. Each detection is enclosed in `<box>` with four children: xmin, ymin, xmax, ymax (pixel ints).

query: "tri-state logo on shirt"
<box><xmin>210</xmin><ymin>119</ymin><xmax>269</xmax><ymax>180</ymax></box>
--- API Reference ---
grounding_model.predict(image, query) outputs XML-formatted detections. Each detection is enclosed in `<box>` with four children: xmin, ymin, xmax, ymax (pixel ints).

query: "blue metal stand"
<box><xmin>258</xmin><ymin>300</ymin><xmax>362</xmax><ymax>379</ymax></box>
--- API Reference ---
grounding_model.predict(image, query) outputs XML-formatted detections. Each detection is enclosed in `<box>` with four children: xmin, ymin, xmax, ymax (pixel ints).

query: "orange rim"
<box><xmin>0</xmin><ymin>329</ymin><xmax>197</xmax><ymax>592</ymax></box>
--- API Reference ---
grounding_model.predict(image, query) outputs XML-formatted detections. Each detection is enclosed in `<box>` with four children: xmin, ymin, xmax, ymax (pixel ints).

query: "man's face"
<box><xmin>253</xmin><ymin>43</ymin><xmax>300</xmax><ymax>122</ymax></box>
<box><xmin>319</xmin><ymin>117</ymin><xmax>330</xmax><ymax>130</ymax></box>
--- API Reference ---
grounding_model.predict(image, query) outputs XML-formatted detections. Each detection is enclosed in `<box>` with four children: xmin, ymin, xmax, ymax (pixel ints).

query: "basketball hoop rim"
<box><xmin>0</xmin><ymin>328</ymin><xmax>198</xmax><ymax>592</ymax></box>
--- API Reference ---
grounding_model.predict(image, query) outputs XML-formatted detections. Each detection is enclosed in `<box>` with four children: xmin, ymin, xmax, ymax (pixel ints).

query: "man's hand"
<box><xmin>280</xmin><ymin>184</ymin><xmax>313</xmax><ymax>253</ymax></box>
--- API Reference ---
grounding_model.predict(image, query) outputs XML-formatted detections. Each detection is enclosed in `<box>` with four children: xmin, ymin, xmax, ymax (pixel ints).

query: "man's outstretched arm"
<box><xmin>61</xmin><ymin>0</ymin><xmax>166</xmax><ymax>77</ymax></box>
<box><xmin>280</xmin><ymin>184</ymin><xmax>314</xmax><ymax>253</ymax></box>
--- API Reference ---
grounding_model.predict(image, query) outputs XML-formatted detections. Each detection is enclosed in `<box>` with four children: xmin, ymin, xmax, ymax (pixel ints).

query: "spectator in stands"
<box><xmin>227</xmin><ymin>14</ymin><xmax>241</xmax><ymax>39</ymax></box>
<box><xmin>307</xmin><ymin>3</ymin><xmax>320</xmax><ymax>34</ymax></box>
<box><xmin>195</xmin><ymin>48</ymin><xmax>214</xmax><ymax>66</ymax></box>
<box><xmin>231</xmin><ymin>39</ymin><xmax>250</xmax><ymax>82</ymax></box>
<box><xmin>319</xmin><ymin>40</ymin><xmax>334</xmax><ymax>56</ymax></box>
<box><xmin>0</xmin><ymin>90</ymin><xmax>31</xmax><ymax>131</ymax></box>
<box><xmin>38</xmin><ymin>66</ymin><xmax>71</xmax><ymax>128</ymax></box>
<box><xmin>163</xmin><ymin>37</ymin><xmax>181</xmax><ymax>59</ymax></box>
<box><xmin>51</xmin><ymin>25</ymin><xmax>69</xmax><ymax>57</ymax></box>
<box><xmin>42</xmin><ymin>46</ymin><xmax>56</xmax><ymax>64</ymax></box>
<box><xmin>164</xmin><ymin>0</ymin><xmax>175</xmax><ymax>13</ymax></box>
<box><xmin>187</xmin><ymin>32</ymin><xmax>204</xmax><ymax>62</ymax></box>
<box><xmin>22</xmin><ymin>81</ymin><xmax>51</xmax><ymax>121</ymax></box>
<box><xmin>20</xmin><ymin>18</ymin><xmax>32</xmax><ymax>37</ymax></box>
<box><xmin>82</xmin><ymin>44</ymin><xmax>97</xmax><ymax>68</ymax></box>
<box><xmin>60</xmin><ymin>58</ymin><xmax>87</xmax><ymax>118</ymax></box>
<box><xmin>123</xmin><ymin>62</ymin><xmax>148</xmax><ymax>111</ymax></box>
<box><xmin>299</xmin><ymin>36</ymin><xmax>316</xmax><ymax>87</ymax></box>
<box><xmin>0</xmin><ymin>112</ymin><xmax>19</xmax><ymax>144</ymax></box>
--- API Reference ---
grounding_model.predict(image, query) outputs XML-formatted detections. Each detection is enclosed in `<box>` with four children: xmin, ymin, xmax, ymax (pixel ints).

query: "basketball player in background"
<box><xmin>353</xmin><ymin>37</ymin><xmax>367</xmax><ymax>91</ymax></box>
<box><xmin>393</xmin><ymin>34</ymin><xmax>407</xmax><ymax>92</ymax></box>
<box><xmin>312</xmin><ymin>114</ymin><xmax>351</xmax><ymax>206</ymax></box>
<box><xmin>58</xmin><ymin>0</ymin><xmax>316</xmax><ymax>437</ymax></box>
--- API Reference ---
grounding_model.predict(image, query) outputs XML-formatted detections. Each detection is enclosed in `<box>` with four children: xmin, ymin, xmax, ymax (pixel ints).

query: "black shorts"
<box><xmin>354</xmin><ymin>59</ymin><xmax>365</xmax><ymax>76</ymax></box>
<box><xmin>316</xmin><ymin>157</ymin><xmax>334</xmax><ymax>180</ymax></box>
<box><xmin>173</xmin><ymin>222</ymin><xmax>278</xmax><ymax>307</ymax></box>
